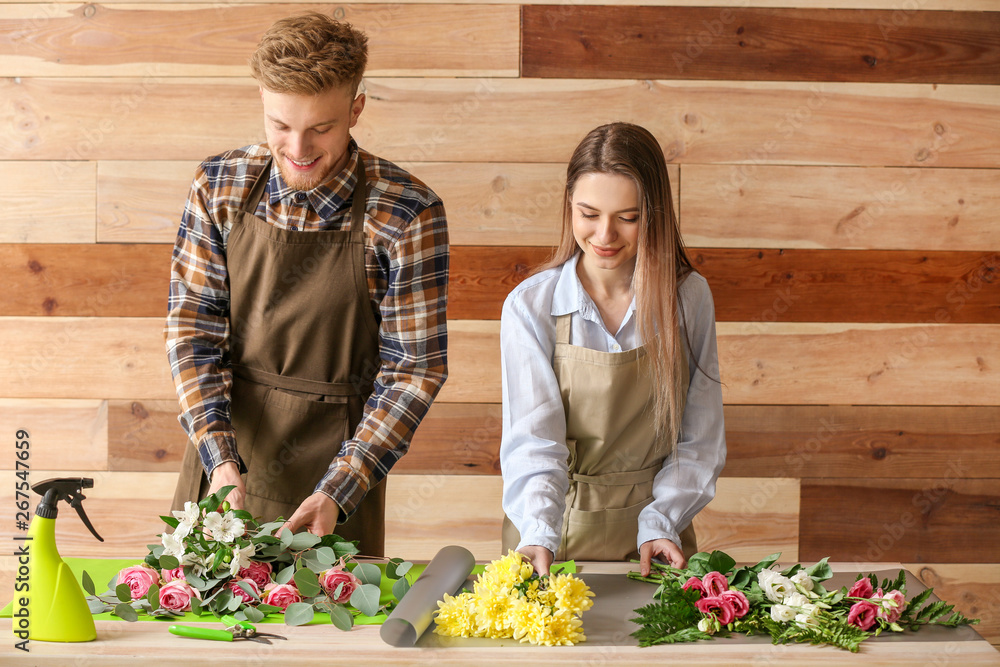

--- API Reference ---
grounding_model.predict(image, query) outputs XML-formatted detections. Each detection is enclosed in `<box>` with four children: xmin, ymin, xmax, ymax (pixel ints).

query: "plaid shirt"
<box><xmin>165</xmin><ymin>139</ymin><xmax>449</xmax><ymax>518</ymax></box>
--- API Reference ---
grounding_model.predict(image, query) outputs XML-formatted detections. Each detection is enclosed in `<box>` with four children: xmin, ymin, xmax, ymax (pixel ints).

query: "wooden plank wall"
<box><xmin>1</xmin><ymin>0</ymin><xmax>999</xmax><ymax>646</ymax></box>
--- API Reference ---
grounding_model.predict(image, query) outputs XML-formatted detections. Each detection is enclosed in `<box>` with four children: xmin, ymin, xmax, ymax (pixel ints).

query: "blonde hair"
<box><xmin>249</xmin><ymin>12</ymin><xmax>368</xmax><ymax>95</ymax></box>
<box><xmin>539</xmin><ymin>122</ymin><xmax>694</xmax><ymax>449</ymax></box>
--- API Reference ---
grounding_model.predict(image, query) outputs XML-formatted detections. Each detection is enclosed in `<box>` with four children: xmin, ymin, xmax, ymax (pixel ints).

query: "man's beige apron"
<box><xmin>172</xmin><ymin>156</ymin><xmax>386</xmax><ymax>556</ymax></box>
<box><xmin>503</xmin><ymin>313</ymin><xmax>697</xmax><ymax>561</ymax></box>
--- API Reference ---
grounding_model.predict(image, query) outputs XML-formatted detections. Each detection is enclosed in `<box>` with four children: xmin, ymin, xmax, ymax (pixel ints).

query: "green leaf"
<box><xmin>244</xmin><ymin>606</ymin><xmax>265</xmax><ymax>624</ymax></box>
<box><xmin>805</xmin><ymin>557</ymin><xmax>832</xmax><ymax>581</ymax></box>
<box><xmin>114</xmin><ymin>602</ymin><xmax>138</xmax><ymax>622</ymax></box>
<box><xmin>279</xmin><ymin>528</ymin><xmax>294</xmax><ymax>551</ymax></box>
<box><xmin>116</xmin><ymin>583</ymin><xmax>133</xmax><ymax>602</ymax></box>
<box><xmin>289</xmin><ymin>531</ymin><xmax>322</xmax><ymax>551</ymax></box>
<box><xmin>686</xmin><ymin>552</ymin><xmax>711</xmax><ymax>576</ymax></box>
<box><xmin>392</xmin><ymin>576</ymin><xmax>411</xmax><ymax>600</ymax></box>
<box><xmin>353</xmin><ymin>563</ymin><xmax>381</xmax><ymax>586</ymax></box>
<box><xmin>256</xmin><ymin>521</ymin><xmax>285</xmax><ymax>537</ymax></box>
<box><xmin>237</xmin><ymin>580</ymin><xmax>261</xmax><ymax>602</ymax></box>
<box><xmin>752</xmin><ymin>553</ymin><xmax>782</xmax><ymax>572</ymax></box>
<box><xmin>707</xmin><ymin>550</ymin><xmax>736</xmax><ymax>574</ymax></box>
<box><xmin>87</xmin><ymin>598</ymin><xmax>109</xmax><ymax>614</ymax></box>
<box><xmin>227</xmin><ymin>595</ymin><xmax>241</xmax><ymax>612</ymax></box>
<box><xmin>256</xmin><ymin>603</ymin><xmax>283</xmax><ymax>614</ymax></box>
<box><xmin>276</xmin><ymin>565</ymin><xmax>295</xmax><ymax>585</ymax></box>
<box><xmin>147</xmin><ymin>584</ymin><xmax>160</xmax><ymax>612</ymax></box>
<box><xmin>284</xmin><ymin>602</ymin><xmax>315</xmax><ymax>626</ymax></box>
<box><xmin>185</xmin><ymin>573</ymin><xmax>207</xmax><ymax>590</ymax></box>
<box><xmin>213</xmin><ymin>589</ymin><xmax>233</xmax><ymax>612</ymax></box>
<box><xmin>332</xmin><ymin>541</ymin><xmax>360</xmax><ymax>558</ymax></box>
<box><xmin>158</xmin><ymin>554</ymin><xmax>179</xmax><ymax>570</ymax></box>
<box><xmin>232</xmin><ymin>509</ymin><xmax>253</xmax><ymax>522</ymax></box>
<box><xmin>294</xmin><ymin>568</ymin><xmax>322</xmax><ymax>597</ymax></box>
<box><xmin>315</xmin><ymin>546</ymin><xmax>338</xmax><ymax>566</ymax></box>
<box><xmin>395</xmin><ymin>561</ymin><xmax>413</xmax><ymax>577</ymax></box>
<box><xmin>350</xmin><ymin>583</ymin><xmax>382</xmax><ymax>617</ymax></box>
<box><xmin>189</xmin><ymin>598</ymin><xmax>203</xmax><ymax>616</ymax></box>
<box><xmin>328</xmin><ymin>603</ymin><xmax>354</xmax><ymax>631</ymax></box>
<box><xmin>159</xmin><ymin>515</ymin><xmax>181</xmax><ymax>529</ymax></box>
<box><xmin>81</xmin><ymin>570</ymin><xmax>96</xmax><ymax>596</ymax></box>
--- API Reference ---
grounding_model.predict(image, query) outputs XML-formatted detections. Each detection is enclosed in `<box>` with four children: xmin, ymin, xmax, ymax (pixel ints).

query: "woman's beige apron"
<box><xmin>503</xmin><ymin>314</ymin><xmax>697</xmax><ymax>561</ymax></box>
<box><xmin>172</xmin><ymin>156</ymin><xmax>386</xmax><ymax>556</ymax></box>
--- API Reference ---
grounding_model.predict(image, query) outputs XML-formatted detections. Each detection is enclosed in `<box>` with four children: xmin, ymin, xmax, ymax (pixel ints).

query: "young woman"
<box><xmin>500</xmin><ymin>122</ymin><xmax>726</xmax><ymax>576</ymax></box>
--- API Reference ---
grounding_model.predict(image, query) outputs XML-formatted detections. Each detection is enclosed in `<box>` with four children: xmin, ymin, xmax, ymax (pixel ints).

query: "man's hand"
<box><xmin>517</xmin><ymin>545</ymin><xmax>554</xmax><ymax>576</ymax></box>
<box><xmin>207</xmin><ymin>461</ymin><xmax>246</xmax><ymax>510</ymax></box>
<box><xmin>639</xmin><ymin>538</ymin><xmax>686</xmax><ymax>576</ymax></box>
<box><xmin>279</xmin><ymin>492</ymin><xmax>339</xmax><ymax>538</ymax></box>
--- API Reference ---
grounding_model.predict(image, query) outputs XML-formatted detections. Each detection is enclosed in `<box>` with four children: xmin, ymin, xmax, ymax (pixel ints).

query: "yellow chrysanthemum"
<box><xmin>432</xmin><ymin>552</ymin><xmax>592</xmax><ymax>646</ymax></box>
<box><xmin>549</xmin><ymin>572</ymin><xmax>595</xmax><ymax>615</ymax></box>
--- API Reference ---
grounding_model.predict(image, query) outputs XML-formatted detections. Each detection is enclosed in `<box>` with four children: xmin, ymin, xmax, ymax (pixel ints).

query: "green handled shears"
<box><xmin>169</xmin><ymin>615</ymin><xmax>287</xmax><ymax>644</ymax></box>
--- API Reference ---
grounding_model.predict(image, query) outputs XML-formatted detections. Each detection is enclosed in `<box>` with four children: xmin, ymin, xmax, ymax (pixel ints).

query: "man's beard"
<box><xmin>275</xmin><ymin>154</ymin><xmax>331</xmax><ymax>192</ymax></box>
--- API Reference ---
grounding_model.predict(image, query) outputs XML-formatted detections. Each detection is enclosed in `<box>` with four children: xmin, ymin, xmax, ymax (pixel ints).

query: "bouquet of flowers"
<box><xmin>82</xmin><ymin>486</ymin><xmax>414</xmax><ymax>629</ymax></box>
<box><xmin>433</xmin><ymin>550</ymin><xmax>594</xmax><ymax>646</ymax></box>
<box><xmin>628</xmin><ymin>550</ymin><xmax>979</xmax><ymax>652</ymax></box>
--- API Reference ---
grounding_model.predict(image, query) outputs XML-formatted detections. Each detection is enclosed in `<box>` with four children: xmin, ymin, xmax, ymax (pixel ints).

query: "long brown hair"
<box><xmin>539</xmin><ymin>122</ymin><xmax>694</xmax><ymax>449</ymax></box>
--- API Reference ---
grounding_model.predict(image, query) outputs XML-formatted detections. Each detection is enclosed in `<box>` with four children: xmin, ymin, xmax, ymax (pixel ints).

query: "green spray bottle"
<box><xmin>13</xmin><ymin>477</ymin><xmax>104</xmax><ymax>642</ymax></box>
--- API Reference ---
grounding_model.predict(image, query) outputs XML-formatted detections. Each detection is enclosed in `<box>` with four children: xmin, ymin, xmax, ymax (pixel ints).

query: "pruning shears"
<box><xmin>169</xmin><ymin>615</ymin><xmax>288</xmax><ymax>644</ymax></box>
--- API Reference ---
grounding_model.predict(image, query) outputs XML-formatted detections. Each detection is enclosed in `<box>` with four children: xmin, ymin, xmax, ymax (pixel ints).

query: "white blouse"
<box><xmin>500</xmin><ymin>253</ymin><xmax>727</xmax><ymax>554</ymax></box>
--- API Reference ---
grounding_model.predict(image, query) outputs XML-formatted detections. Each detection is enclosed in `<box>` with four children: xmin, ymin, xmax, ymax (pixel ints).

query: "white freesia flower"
<box><xmin>161</xmin><ymin>532</ymin><xmax>185</xmax><ymax>559</ymax></box>
<box><xmin>203</xmin><ymin>511</ymin><xmax>245</xmax><ymax>543</ymax></box>
<box><xmin>758</xmin><ymin>569</ymin><xmax>796</xmax><ymax>603</ymax></box>
<box><xmin>229</xmin><ymin>542</ymin><xmax>257</xmax><ymax>577</ymax></box>
<box><xmin>790</xmin><ymin>570</ymin><xmax>814</xmax><ymax>592</ymax></box>
<box><xmin>770</xmin><ymin>604</ymin><xmax>796</xmax><ymax>623</ymax></box>
<box><xmin>784</xmin><ymin>592</ymin><xmax>810</xmax><ymax>608</ymax></box>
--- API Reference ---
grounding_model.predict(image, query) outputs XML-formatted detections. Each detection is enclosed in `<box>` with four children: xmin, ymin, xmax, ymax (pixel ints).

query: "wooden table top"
<box><xmin>3</xmin><ymin>562</ymin><xmax>998</xmax><ymax>666</ymax></box>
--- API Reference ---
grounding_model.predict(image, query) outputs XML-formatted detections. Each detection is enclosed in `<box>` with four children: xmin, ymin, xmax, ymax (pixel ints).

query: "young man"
<box><xmin>166</xmin><ymin>12</ymin><xmax>449</xmax><ymax>555</ymax></box>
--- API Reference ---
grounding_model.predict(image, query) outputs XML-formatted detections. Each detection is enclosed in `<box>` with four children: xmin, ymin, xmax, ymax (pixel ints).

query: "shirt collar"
<box><xmin>550</xmin><ymin>252</ymin><xmax>637</xmax><ymax>326</ymax></box>
<box><xmin>267</xmin><ymin>139</ymin><xmax>360</xmax><ymax>219</ymax></box>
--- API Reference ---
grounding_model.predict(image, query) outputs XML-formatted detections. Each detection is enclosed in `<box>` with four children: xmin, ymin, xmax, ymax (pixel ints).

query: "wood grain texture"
<box><xmin>522</xmin><ymin>7</ymin><xmax>1000</xmax><ymax>83</ymax></box>
<box><xmin>0</xmin><ymin>0</ymin><xmax>995</xmax><ymax>6</ymax></box>
<box><xmin>717</xmin><ymin>322</ymin><xmax>1000</xmax><ymax>407</ymax></box>
<box><xmin>0</xmin><ymin>399</ymin><xmax>108</xmax><ymax>470</ymax></box>
<box><xmin>680</xmin><ymin>165</ymin><xmax>1000</xmax><ymax>251</ymax></box>
<box><xmin>97</xmin><ymin>160</ymin><xmax>192</xmax><ymax>243</ymax></box>
<box><xmin>4</xmin><ymin>319</ymin><xmax>998</xmax><ymax>406</ymax></box>
<box><xmin>7</xmin><ymin>244</ymin><xmax>996</xmax><ymax>323</ymax></box>
<box><xmin>724</xmin><ymin>406</ymin><xmax>1000</xmax><ymax>479</ymax></box>
<box><xmin>696</xmin><ymin>249</ymin><xmax>1000</xmax><ymax>324</ymax></box>
<box><xmin>0</xmin><ymin>317</ymin><xmax>173</xmax><ymax>400</ymax></box>
<box><xmin>107</xmin><ymin>399</ymin><xmax>186</xmax><ymax>472</ymax></box>
<box><xmin>0</xmin><ymin>161</ymin><xmax>95</xmax><ymax>243</ymax></box>
<box><xmin>692</xmin><ymin>477</ymin><xmax>800</xmax><ymax>562</ymax></box>
<box><xmin>4</xmin><ymin>78</ymin><xmax>998</xmax><ymax>167</ymax></box>
<box><xmin>0</xmin><ymin>4</ymin><xmax>519</xmax><ymax>77</ymax></box>
<box><xmin>799</xmin><ymin>479</ymin><xmax>1000</xmax><ymax>563</ymax></box>
<box><xmin>0</xmin><ymin>243</ymin><xmax>170</xmax><ymax>317</ymax></box>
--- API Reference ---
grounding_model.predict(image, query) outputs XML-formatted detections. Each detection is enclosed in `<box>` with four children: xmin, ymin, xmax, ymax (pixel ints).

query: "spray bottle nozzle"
<box><xmin>31</xmin><ymin>477</ymin><xmax>104</xmax><ymax>542</ymax></box>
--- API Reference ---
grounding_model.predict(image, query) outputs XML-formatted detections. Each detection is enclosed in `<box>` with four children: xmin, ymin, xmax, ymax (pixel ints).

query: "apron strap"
<box><xmin>555</xmin><ymin>314</ymin><xmax>571</xmax><ymax>345</ymax></box>
<box><xmin>240</xmin><ymin>158</ymin><xmax>272</xmax><ymax>216</ymax></box>
<box><xmin>350</xmin><ymin>155</ymin><xmax>368</xmax><ymax>241</ymax></box>
<box><xmin>232</xmin><ymin>364</ymin><xmax>368</xmax><ymax>397</ymax></box>
<box><xmin>570</xmin><ymin>463</ymin><xmax>662</xmax><ymax>486</ymax></box>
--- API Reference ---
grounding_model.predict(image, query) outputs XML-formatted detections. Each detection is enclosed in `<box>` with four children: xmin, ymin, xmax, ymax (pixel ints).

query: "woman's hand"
<box><xmin>517</xmin><ymin>545</ymin><xmax>554</xmax><ymax>576</ymax></box>
<box><xmin>639</xmin><ymin>538</ymin><xmax>686</xmax><ymax>576</ymax></box>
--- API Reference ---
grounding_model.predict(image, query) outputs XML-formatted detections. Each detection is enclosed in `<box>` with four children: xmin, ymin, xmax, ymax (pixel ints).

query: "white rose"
<box><xmin>758</xmin><ymin>569</ymin><xmax>796</xmax><ymax>603</ymax></box>
<box><xmin>790</xmin><ymin>570</ymin><xmax>814</xmax><ymax>592</ymax></box>
<box><xmin>794</xmin><ymin>612</ymin><xmax>819</xmax><ymax>628</ymax></box>
<box><xmin>770</xmin><ymin>604</ymin><xmax>796</xmax><ymax>623</ymax></box>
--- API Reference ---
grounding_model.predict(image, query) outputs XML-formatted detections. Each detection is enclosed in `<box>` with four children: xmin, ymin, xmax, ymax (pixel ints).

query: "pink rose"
<box><xmin>847</xmin><ymin>600</ymin><xmax>879</xmax><ymax>630</ymax></box>
<box><xmin>117</xmin><ymin>564</ymin><xmax>161</xmax><ymax>600</ymax></box>
<box><xmin>695</xmin><ymin>596</ymin><xmax>737</xmax><ymax>625</ymax></box>
<box><xmin>848</xmin><ymin>577</ymin><xmax>873</xmax><ymax>599</ymax></box>
<box><xmin>876</xmin><ymin>588</ymin><xmax>906</xmax><ymax>623</ymax></box>
<box><xmin>161</xmin><ymin>566</ymin><xmax>184</xmax><ymax>583</ymax></box>
<box><xmin>159</xmin><ymin>579</ymin><xmax>202</xmax><ymax>612</ymax></box>
<box><xmin>226</xmin><ymin>578</ymin><xmax>261</xmax><ymax>604</ymax></box>
<box><xmin>682</xmin><ymin>576</ymin><xmax>707</xmax><ymax>599</ymax></box>
<box><xmin>263</xmin><ymin>582</ymin><xmax>302</xmax><ymax>610</ymax></box>
<box><xmin>238</xmin><ymin>561</ymin><xmax>273</xmax><ymax>591</ymax></box>
<box><xmin>702</xmin><ymin>571</ymin><xmax>729</xmax><ymax>597</ymax></box>
<box><xmin>720</xmin><ymin>589</ymin><xmax>750</xmax><ymax>619</ymax></box>
<box><xmin>319</xmin><ymin>566</ymin><xmax>361</xmax><ymax>604</ymax></box>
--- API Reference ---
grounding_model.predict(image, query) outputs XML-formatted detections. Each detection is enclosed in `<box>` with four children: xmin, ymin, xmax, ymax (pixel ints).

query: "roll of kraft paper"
<box><xmin>380</xmin><ymin>544</ymin><xmax>476</xmax><ymax>647</ymax></box>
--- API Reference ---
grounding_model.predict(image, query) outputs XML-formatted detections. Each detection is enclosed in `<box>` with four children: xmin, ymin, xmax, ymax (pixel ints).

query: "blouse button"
<box><xmin>612</xmin><ymin>343</ymin><xmax>621</xmax><ymax>352</ymax></box>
